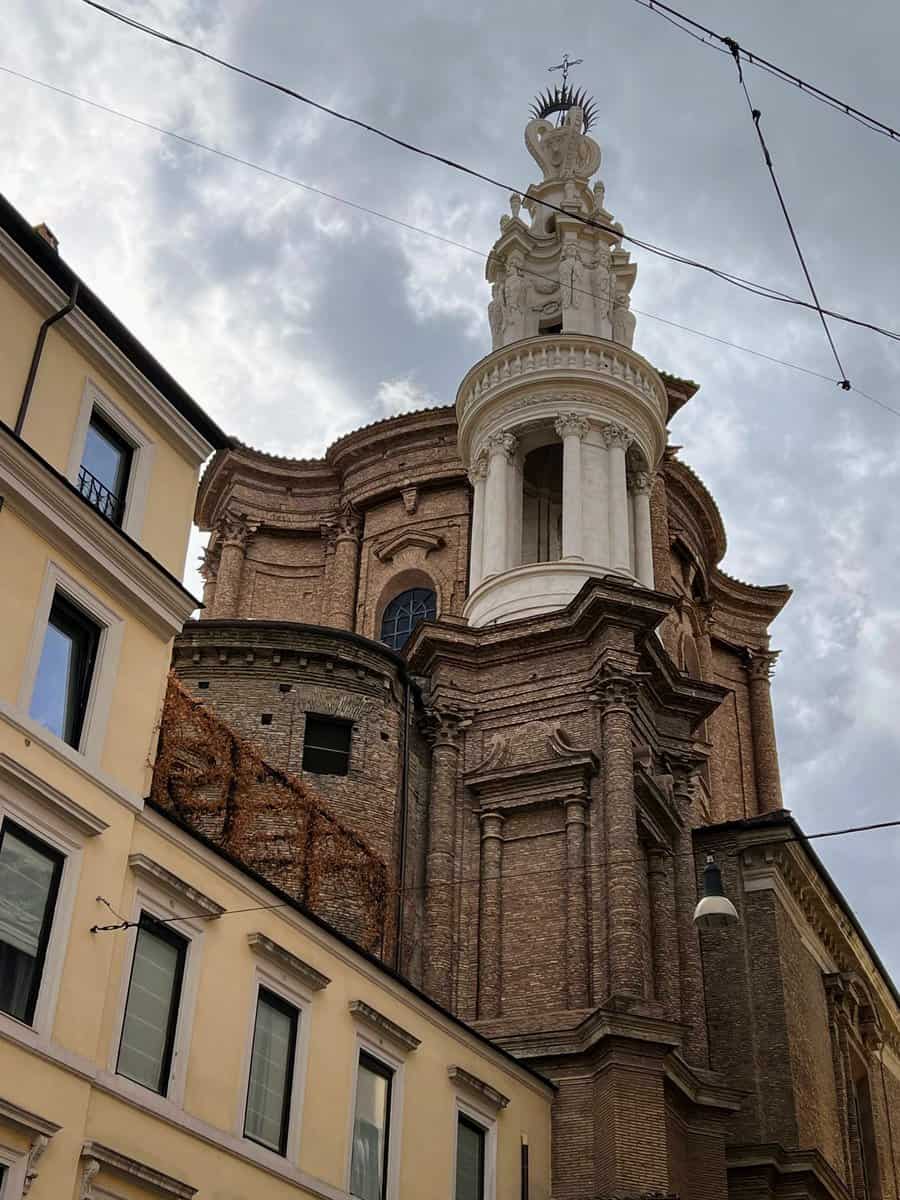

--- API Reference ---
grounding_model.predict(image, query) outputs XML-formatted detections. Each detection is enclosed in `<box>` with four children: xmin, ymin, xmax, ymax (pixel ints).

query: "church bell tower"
<box><xmin>460</xmin><ymin>83</ymin><xmax>667</xmax><ymax>625</ymax></box>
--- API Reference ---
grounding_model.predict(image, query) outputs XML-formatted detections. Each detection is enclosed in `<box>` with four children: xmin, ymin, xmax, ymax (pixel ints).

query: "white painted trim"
<box><xmin>346</xmin><ymin>1033</ymin><xmax>405</xmax><ymax>1200</ymax></box>
<box><xmin>108</xmin><ymin>883</ymin><xmax>208</xmax><ymax>1108</ymax></box>
<box><xmin>451</xmin><ymin>1092</ymin><xmax>499</xmax><ymax>1200</ymax></box>
<box><xmin>0</xmin><ymin>786</ymin><xmax>85</xmax><ymax>1039</ymax></box>
<box><xmin>66</xmin><ymin>378</ymin><xmax>156</xmax><ymax>542</ymax></box>
<box><xmin>0</xmin><ymin>705</ymin><xmax>141</xmax><ymax>814</ymax></box>
<box><xmin>17</xmin><ymin>560</ymin><xmax>124</xmax><ymax>768</ymax></box>
<box><xmin>236</xmin><ymin>965</ymin><xmax>314</xmax><ymax>1166</ymax></box>
<box><xmin>0</xmin><ymin>425</ymin><xmax>198</xmax><ymax>638</ymax></box>
<box><xmin>138</xmin><ymin>806</ymin><xmax>554</xmax><ymax>1103</ymax></box>
<box><xmin>0</xmin><ymin>229</ymin><xmax>214</xmax><ymax>466</ymax></box>
<box><xmin>0</xmin><ymin>1142</ymin><xmax>26</xmax><ymax>1199</ymax></box>
<box><xmin>0</xmin><ymin>754</ymin><xmax>108</xmax><ymax>837</ymax></box>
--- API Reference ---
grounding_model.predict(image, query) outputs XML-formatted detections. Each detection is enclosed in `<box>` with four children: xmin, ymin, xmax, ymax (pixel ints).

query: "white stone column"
<box><xmin>631</xmin><ymin>471</ymin><xmax>655</xmax><ymax>587</ymax></box>
<box><xmin>482</xmin><ymin>432</ymin><xmax>517</xmax><ymax>578</ymax></box>
<box><xmin>507</xmin><ymin>447</ymin><xmax>523</xmax><ymax>570</ymax></box>
<box><xmin>555</xmin><ymin>414</ymin><xmax>590</xmax><ymax>561</ymax></box>
<box><xmin>603</xmin><ymin>423</ymin><xmax>634</xmax><ymax>574</ymax></box>
<box><xmin>468</xmin><ymin>451</ymin><xmax>489</xmax><ymax>591</ymax></box>
<box><xmin>582</xmin><ymin>437</ymin><xmax>611</xmax><ymax>567</ymax></box>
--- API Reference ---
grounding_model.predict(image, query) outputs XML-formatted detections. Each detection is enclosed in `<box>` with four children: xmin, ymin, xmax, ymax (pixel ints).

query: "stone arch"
<box><xmin>374</xmin><ymin>568</ymin><xmax>440</xmax><ymax>649</ymax></box>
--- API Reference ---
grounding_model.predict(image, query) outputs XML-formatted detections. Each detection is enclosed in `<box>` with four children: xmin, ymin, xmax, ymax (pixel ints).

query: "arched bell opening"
<box><xmin>521</xmin><ymin>440</ymin><xmax>563</xmax><ymax>566</ymax></box>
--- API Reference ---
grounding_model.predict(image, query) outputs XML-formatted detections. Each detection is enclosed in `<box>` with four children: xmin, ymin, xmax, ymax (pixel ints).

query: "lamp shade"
<box><xmin>693</xmin><ymin>855</ymin><xmax>739</xmax><ymax>929</ymax></box>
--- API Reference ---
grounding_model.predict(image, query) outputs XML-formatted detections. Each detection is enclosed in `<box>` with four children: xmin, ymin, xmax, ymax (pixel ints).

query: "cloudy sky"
<box><xmin>3</xmin><ymin>0</ymin><xmax>899</xmax><ymax>981</ymax></box>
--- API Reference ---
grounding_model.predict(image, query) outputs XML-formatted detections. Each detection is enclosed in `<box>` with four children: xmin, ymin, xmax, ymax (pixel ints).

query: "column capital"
<box><xmin>589</xmin><ymin>670</ymin><xmax>641</xmax><ymax>713</ymax></box>
<box><xmin>319</xmin><ymin>519</ymin><xmax>339</xmax><ymax>552</ymax></box>
<box><xmin>628</xmin><ymin>469</ymin><xmax>654</xmax><ymax>496</ymax></box>
<box><xmin>485</xmin><ymin>430</ymin><xmax>518</xmax><ymax>460</ymax></box>
<box><xmin>601</xmin><ymin>422</ymin><xmax>634</xmax><ymax>451</ymax></box>
<box><xmin>564</xmin><ymin>796</ymin><xmax>588</xmax><ymax>825</ymax></box>
<box><xmin>479</xmin><ymin>809</ymin><xmax>505</xmax><ymax>838</ymax></box>
<box><xmin>467</xmin><ymin>449</ymin><xmax>490</xmax><ymax>485</ymax></box>
<box><xmin>217</xmin><ymin>512</ymin><xmax>256</xmax><ymax>549</ymax></box>
<box><xmin>421</xmin><ymin>706</ymin><xmax>471</xmax><ymax>749</ymax></box>
<box><xmin>198</xmin><ymin>544</ymin><xmax>220</xmax><ymax>582</ymax></box>
<box><xmin>336</xmin><ymin>499</ymin><xmax>362</xmax><ymax>539</ymax></box>
<box><xmin>554</xmin><ymin>412</ymin><xmax>590</xmax><ymax>440</ymax></box>
<box><xmin>745</xmin><ymin>647</ymin><xmax>780</xmax><ymax>682</ymax></box>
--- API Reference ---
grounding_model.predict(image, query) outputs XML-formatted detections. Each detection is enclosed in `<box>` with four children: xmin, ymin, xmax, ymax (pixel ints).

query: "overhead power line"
<box><xmin>10</xmin><ymin>62</ymin><xmax>892</xmax><ymax>413</ymax></box>
<box><xmin>89</xmin><ymin>815</ymin><xmax>900</xmax><ymax>932</ymax></box>
<box><xmin>630</xmin><ymin>0</ymin><xmax>900</xmax><ymax>145</ymax></box>
<box><xmin>725</xmin><ymin>43</ymin><xmax>851</xmax><ymax>389</ymax></box>
<box><xmin>80</xmin><ymin>0</ymin><xmax>900</xmax><ymax>354</ymax></box>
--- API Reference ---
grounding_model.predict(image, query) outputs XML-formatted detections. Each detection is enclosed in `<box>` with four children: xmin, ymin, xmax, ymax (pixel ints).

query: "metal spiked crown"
<box><xmin>529</xmin><ymin>84</ymin><xmax>598</xmax><ymax>132</ymax></box>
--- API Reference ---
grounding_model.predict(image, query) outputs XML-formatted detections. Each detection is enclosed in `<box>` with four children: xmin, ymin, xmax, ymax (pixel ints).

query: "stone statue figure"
<box><xmin>503</xmin><ymin>258</ymin><xmax>528</xmax><ymax>341</ymax></box>
<box><xmin>488</xmin><ymin>281</ymin><xmax>505</xmax><ymax>347</ymax></box>
<box><xmin>560</xmin><ymin>245</ymin><xmax>585</xmax><ymax>311</ymax></box>
<box><xmin>612</xmin><ymin>287</ymin><xmax>636</xmax><ymax>347</ymax></box>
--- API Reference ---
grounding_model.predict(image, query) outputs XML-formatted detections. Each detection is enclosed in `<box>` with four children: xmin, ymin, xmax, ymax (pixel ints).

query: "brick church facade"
<box><xmin>167</xmin><ymin>87</ymin><xmax>899</xmax><ymax>1200</ymax></box>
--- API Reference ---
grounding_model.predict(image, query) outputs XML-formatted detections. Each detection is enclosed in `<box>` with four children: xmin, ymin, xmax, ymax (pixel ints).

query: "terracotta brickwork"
<box><xmin>170</xmin><ymin>372</ymin><xmax>900</xmax><ymax>1200</ymax></box>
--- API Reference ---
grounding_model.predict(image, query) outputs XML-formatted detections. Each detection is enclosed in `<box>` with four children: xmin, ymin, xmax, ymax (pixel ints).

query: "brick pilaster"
<box><xmin>423</xmin><ymin>709</ymin><xmax>464</xmax><ymax>1007</ymax></box>
<box><xmin>477</xmin><ymin>810</ymin><xmax>503</xmax><ymax>1018</ymax></box>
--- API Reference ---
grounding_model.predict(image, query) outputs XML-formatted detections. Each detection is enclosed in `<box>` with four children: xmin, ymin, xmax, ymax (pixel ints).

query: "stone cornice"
<box><xmin>128</xmin><ymin>854</ymin><xmax>225</xmax><ymax>920</ymax></box>
<box><xmin>80</xmin><ymin>1141</ymin><xmax>196</xmax><ymax>1199</ymax></box>
<box><xmin>465</xmin><ymin>753</ymin><xmax>598</xmax><ymax>811</ymax></box>
<box><xmin>0</xmin><ymin>754</ymin><xmax>109</xmax><ymax>837</ymax></box>
<box><xmin>725</xmin><ymin>1143</ymin><xmax>852</xmax><ymax>1200</ymax></box>
<box><xmin>447</xmin><ymin>1066</ymin><xmax>510</xmax><ymax>1110</ymax></box>
<box><xmin>0</xmin><ymin>424</ymin><xmax>198</xmax><ymax>638</ymax></box>
<box><xmin>348</xmin><ymin>1000</ymin><xmax>421</xmax><ymax>1053</ymax></box>
<box><xmin>373</xmin><ymin>530</ymin><xmax>445</xmax><ymax>562</ymax></box>
<box><xmin>247</xmin><ymin>932</ymin><xmax>331</xmax><ymax>992</ymax></box>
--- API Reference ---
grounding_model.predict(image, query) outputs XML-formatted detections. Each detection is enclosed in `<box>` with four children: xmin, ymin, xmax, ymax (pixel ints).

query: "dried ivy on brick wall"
<box><xmin>151</xmin><ymin>675</ymin><xmax>389</xmax><ymax>953</ymax></box>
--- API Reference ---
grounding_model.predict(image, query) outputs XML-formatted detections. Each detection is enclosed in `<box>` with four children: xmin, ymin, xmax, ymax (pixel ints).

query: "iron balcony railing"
<box><xmin>77</xmin><ymin>465</ymin><xmax>123</xmax><ymax>525</ymax></box>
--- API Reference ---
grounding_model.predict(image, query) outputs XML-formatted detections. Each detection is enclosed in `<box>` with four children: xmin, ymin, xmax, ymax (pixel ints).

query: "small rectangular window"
<box><xmin>244</xmin><ymin>988</ymin><xmax>298</xmax><ymax>1155</ymax></box>
<box><xmin>0</xmin><ymin>821</ymin><xmax>63</xmax><ymax>1025</ymax></box>
<box><xmin>302</xmin><ymin>715</ymin><xmax>352</xmax><ymax>776</ymax></box>
<box><xmin>29</xmin><ymin>591</ymin><xmax>100</xmax><ymax>749</ymax></box>
<box><xmin>116</xmin><ymin>914</ymin><xmax>186</xmax><ymax>1095</ymax></box>
<box><xmin>350</xmin><ymin>1051</ymin><xmax>393</xmax><ymax>1200</ymax></box>
<box><xmin>78</xmin><ymin>410</ymin><xmax>133</xmax><ymax>525</ymax></box>
<box><xmin>455</xmin><ymin>1115</ymin><xmax>486</xmax><ymax>1200</ymax></box>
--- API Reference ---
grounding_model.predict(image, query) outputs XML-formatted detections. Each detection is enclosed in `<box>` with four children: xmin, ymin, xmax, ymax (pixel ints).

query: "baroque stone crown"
<box><xmin>530</xmin><ymin>84</ymin><xmax>598</xmax><ymax>132</ymax></box>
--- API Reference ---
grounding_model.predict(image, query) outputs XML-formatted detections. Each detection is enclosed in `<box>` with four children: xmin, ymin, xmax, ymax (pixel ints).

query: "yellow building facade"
<box><xmin>0</xmin><ymin>195</ymin><xmax>554</xmax><ymax>1200</ymax></box>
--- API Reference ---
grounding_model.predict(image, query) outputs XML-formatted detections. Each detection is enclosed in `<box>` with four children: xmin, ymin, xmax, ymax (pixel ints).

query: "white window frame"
<box><xmin>452</xmin><ymin>1095</ymin><xmax>498</xmax><ymax>1200</ymax></box>
<box><xmin>108</xmin><ymin>880</ymin><xmax>207</xmax><ymax>1108</ymax></box>
<box><xmin>17</xmin><ymin>562</ymin><xmax>123</xmax><ymax>767</ymax></box>
<box><xmin>235</xmin><ymin>965</ymin><xmax>313</xmax><ymax>1165</ymax></box>
<box><xmin>67</xmin><ymin>378</ymin><xmax>155</xmax><ymax>541</ymax></box>
<box><xmin>0</xmin><ymin>767</ymin><xmax>91</xmax><ymax>1041</ymax></box>
<box><xmin>346</xmin><ymin>1034</ymin><xmax>405</xmax><ymax>1200</ymax></box>
<box><xmin>0</xmin><ymin>1142</ymin><xmax>26</xmax><ymax>1199</ymax></box>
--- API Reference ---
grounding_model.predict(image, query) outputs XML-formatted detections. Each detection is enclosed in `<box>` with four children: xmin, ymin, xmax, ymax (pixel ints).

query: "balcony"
<box><xmin>77</xmin><ymin>465</ymin><xmax>123</xmax><ymax>525</ymax></box>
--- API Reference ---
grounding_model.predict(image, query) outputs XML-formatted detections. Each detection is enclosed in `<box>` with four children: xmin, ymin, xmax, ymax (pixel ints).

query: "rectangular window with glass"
<box><xmin>350</xmin><ymin>1051</ymin><xmax>393</xmax><ymax>1200</ymax></box>
<box><xmin>455</xmin><ymin>1115</ymin><xmax>486</xmax><ymax>1200</ymax></box>
<box><xmin>28</xmin><ymin>591</ymin><xmax>100</xmax><ymax>750</ymax></box>
<box><xmin>116</xmin><ymin>914</ymin><xmax>186</xmax><ymax>1095</ymax></box>
<box><xmin>78</xmin><ymin>409</ymin><xmax>133</xmax><ymax>525</ymax></box>
<box><xmin>244</xmin><ymin>987</ymin><xmax>298</xmax><ymax>1155</ymax></box>
<box><xmin>302</xmin><ymin>715</ymin><xmax>352</xmax><ymax>776</ymax></box>
<box><xmin>0</xmin><ymin>821</ymin><xmax>63</xmax><ymax>1025</ymax></box>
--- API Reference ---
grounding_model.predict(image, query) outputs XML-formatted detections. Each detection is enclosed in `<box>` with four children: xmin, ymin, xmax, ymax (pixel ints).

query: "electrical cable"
<box><xmin>89</xmin><ymin>815</ymin><xmax>900</xmax><ymax>932</ymax></box>
<box><xmin>78</xmin><ymin>1</ymin><xmax>900</xmax><ymax>351</ymax></box>
<box><xmin>630</xmin><ymin>0</ymin><xmax>900</xmax><ymax>145</ymax></box>
<box><xmin>8</xmin><ymin>63</ymin><xmax>889</xmax><ymax>412</ymax></box>
<box><xmin>724</xmin><ymin>42</ymin><xmax>851</xmax><ymax>389</ymax></box>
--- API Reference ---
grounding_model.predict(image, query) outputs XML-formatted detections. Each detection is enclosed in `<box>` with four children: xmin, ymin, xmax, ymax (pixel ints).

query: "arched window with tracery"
<box><xmin>379</xmin><ymin>587</ymin><xmax>436</xmax><ymax>651</ymax></box>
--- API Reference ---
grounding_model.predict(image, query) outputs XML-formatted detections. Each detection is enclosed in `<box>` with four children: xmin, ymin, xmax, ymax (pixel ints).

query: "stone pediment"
<box><xmin>465</xmin><ymin>722</ymin><xmax>598</xmax><ymax>811</ymax></box>
<box><xmin>373</xmin><ymin>530</ymin><xmax>445</xmax><ymax>563</ymax></box>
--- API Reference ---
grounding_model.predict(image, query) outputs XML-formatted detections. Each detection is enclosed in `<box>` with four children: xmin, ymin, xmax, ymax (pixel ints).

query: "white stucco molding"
<box><xmin>0</xmin><ymin>753</ymin><xmax>109</xmax><ymax>837</ymax></box>
<box><xmin>447</xmin><ymin>1066</ymin><xmax>510</xmax><ymax>1111</ymax></box>
<box><xmin>0</xmin><ymin>427</ymin><xmax>198</xmax><ymax>638</ymax></box>
<box><xmin>0</xmin><ymin>230</ymin><xmax>213</xmax><ymax>467</ymax></box>
<box><xmin>348</xmin><ymin>1000</ymin><xmax>421</xmax><ymax>1054</ymax></box>
<box><xmin>80</xmin><ymin>1141</ymin><xmax>196</xmax><ymax>1199</ymax></box>
<box><xmin>128</xmin><ymin>854</ymin><xmax>225</xmax><ymax>920</ymax></box>
<box><xmin>0</xmin><ymin>1096</ymin><xmax>61</xmax><ymax>1196</ymax></box>
<box><xmin>247</xmin><ymin>932</ymin><xmax>331</xmax><ymax>992</ymax></box>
